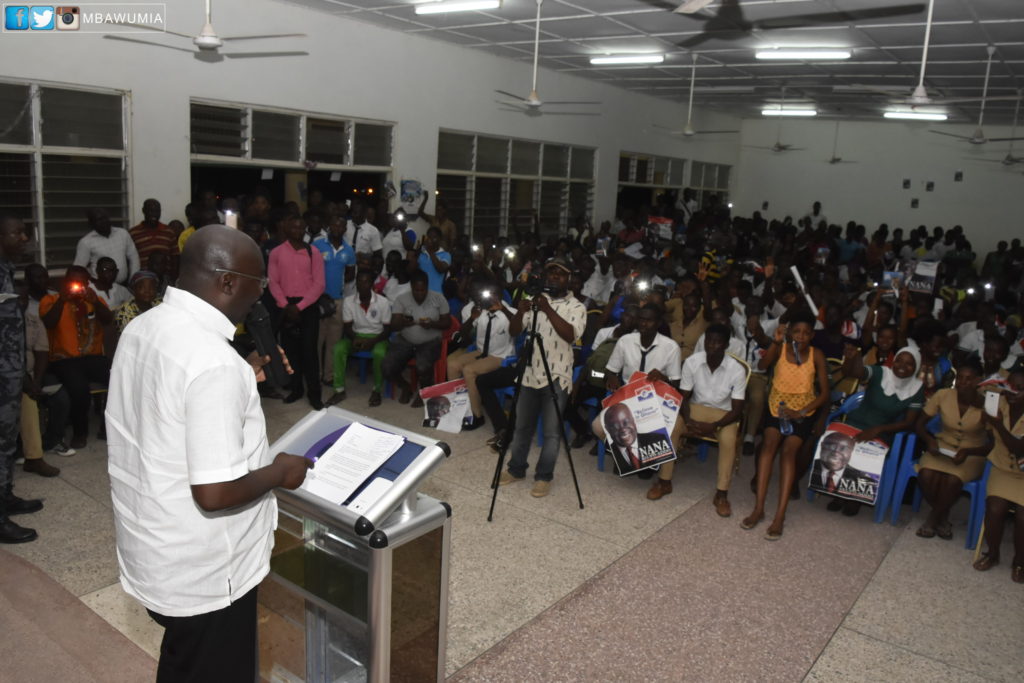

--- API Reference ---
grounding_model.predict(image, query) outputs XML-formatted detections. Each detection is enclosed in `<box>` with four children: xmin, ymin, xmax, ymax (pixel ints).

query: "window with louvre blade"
<box><xmin>41</xmin><ymin>87</ymin><xmax>122</xmax><ymax>150</ymax></box>
<box><xmin>190</xmin><ymin>103</ymin><xmax>247</xmax><ymax>157</ymax></box>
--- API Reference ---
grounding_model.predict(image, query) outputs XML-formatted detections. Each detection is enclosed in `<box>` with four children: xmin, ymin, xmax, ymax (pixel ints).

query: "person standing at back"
<box><xmin>106</xmin><ymin>225</ymin><xmax>311</xmax><ymax>681</ymax></box>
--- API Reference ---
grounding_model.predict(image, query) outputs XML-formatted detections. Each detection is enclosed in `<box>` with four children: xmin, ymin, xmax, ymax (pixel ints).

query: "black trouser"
<box><xmin>565</xmin><ymin>382</ymin><xmax>606</xmax><ymax>437</ymax></box>
<box><xmin>0</xmin><ymin>374</ymin><xmax>20</xmax><ymax>508</ymax></box>
<box><xmin>147</xmin><ymin>586</ymin><xmax>258</xmax><ymax>683</ymax></box>
<box><xmin>38</xmin><ymin>374</ymin><xmax>71</xmax><ymax>450</ymax></box>
<box><xmin>48</xmin><ymin>355</ymin><xmax>110</xmax><ymax>439</ymax></box>
<box><xmin>474</xmin><ymin>364</ymin><xmax>517</xmax><ymax>434</ymax></box>
<box><xmin>279</xmin><ymin>298</ymin><xmax>320</xmax><ymax>400</ymax></box>
<box><xmin>381</xmin><ymin>336</ymin><xmax>441</xmax><ymax>389</ymax></box>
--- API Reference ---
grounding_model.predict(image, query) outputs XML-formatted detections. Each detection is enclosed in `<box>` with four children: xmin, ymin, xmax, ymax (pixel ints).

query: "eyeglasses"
<box><xmin>213</xmin><ymin>267</ymin><xmax>268</xmax><ymax>289</ymax></box>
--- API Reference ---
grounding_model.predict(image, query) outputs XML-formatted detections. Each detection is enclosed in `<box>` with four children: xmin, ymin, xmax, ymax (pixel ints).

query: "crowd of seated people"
<box><xmin>8</xmin><ymin>189</ymin><xmax>1024</xmax><ymax>581</ymax></box>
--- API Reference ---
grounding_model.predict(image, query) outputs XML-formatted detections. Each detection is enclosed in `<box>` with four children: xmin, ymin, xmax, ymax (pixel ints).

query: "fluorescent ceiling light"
<box><xmin>590</xmin><ymin>54</ymin><xmax>665</xmax><ymax>65</ymax></box>
<box><xmin>762</xmin><ymin>108</ymin><xmax>817</xmax><ymax>117</ymax></box>
<box><xmin>756</xmin><ymin>50</ymin><xmax>851</xmax><ymax>60</ymax></box>
<box><xmin>415</xmin><ymin>0</ymin><xmax>501</xmax><ymax>15</ymax></box>
<box><xmin>883</xmin><ymin>111</ymin><xmax>948</xmax><ymax>121</ymax></box>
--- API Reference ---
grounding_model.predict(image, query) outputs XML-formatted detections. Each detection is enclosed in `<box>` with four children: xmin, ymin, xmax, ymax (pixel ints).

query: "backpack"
<box><xmin>585</xmin><ymin>337</ymin><xmax>620</xmax><ymax>390</ymax></box>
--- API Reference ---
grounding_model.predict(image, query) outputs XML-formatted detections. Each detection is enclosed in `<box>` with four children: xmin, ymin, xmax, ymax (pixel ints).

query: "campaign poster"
<box><xmin>419</xmin><ymin>379</ymin><xmax>470</xmax><ymax>433</ymax></box>
<box><xmin>648</xmin><ymin>215</ymin><xmax>674</xmax><ymax>241</ymax></box>
<box><xmin>907</xmin><ymin>261</ymin><xmax>939</xmax><ymax>294</ymax></box>
<box><xmin>600</xmin><ymin>378</ymin><xmax>676</xmax><ymax>477</ymax></box>
<box><xmin>628</xmin><ymin>371</ymin><xmax>682</xmax><ymax>433</ymax></box>
<box><xmin>807</xmin><ymin>422</ymin><xmax>888</xmax><ymax>505</ymax></box>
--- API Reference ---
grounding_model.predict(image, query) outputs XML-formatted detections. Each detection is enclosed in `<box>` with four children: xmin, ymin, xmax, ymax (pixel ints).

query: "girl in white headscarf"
<box><xmin>830</xmin><ymin>345</ymin><xmax>926</xmax><ymax>516</ymax></box>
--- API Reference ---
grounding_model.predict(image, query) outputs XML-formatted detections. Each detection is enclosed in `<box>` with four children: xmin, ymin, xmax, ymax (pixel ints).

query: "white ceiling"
<box><xmin>280</xmin><ymin>0</ymin><xmax>1024</xmax><ymax>124</ymax></box>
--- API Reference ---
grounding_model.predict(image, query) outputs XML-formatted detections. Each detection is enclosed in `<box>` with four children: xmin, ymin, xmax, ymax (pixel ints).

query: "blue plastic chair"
<box><xmin>352</xmin><ymin>350</ymin><xmax>374</xmax><ymax>384</ymax></box>
<box><xmin>964</xmin><ymin>463</ymin><xmax>991</xmax><ymax>550</ymax></box>
<box><xmin>888</xmin><ymin>416</ymin><xmax>941</xmax><ymax>525</ymax></box>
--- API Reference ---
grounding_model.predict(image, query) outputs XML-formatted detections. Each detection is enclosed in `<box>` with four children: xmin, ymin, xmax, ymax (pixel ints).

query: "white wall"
<box><xmin>0</xmin><ymin>0</ymin><xmax>740</xmax><ymax>227</ymax></box>
<box><xmin>732</xmin><ymin>117</ymin><xmax>1024</xmax><ymax>255</ymax></box>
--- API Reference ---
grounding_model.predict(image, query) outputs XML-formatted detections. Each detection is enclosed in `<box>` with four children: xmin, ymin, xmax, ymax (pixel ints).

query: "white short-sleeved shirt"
<box><xmin>460</xmin><ymin>301</ymin><xmax>515</xmax><ymax>359</ymax></box>
<box><xmin>344</xmin><ymin>220</ymin><xmax>383</xmax><ymax>255</ymax></box>
<box><xmin>106</xmin><ymin>287</ymin><xmax>276</xmax><ymax>618</ymax></box>
<box><xmin>606</xmin><ymin>332</ymin><xmax>682</xmax><ymax>383</ymax></box>
<box><xmin>342</xmin><ymin>291</ymin><xmax>392</xmax><ymax>335</ymax></box>
<box><xmin>694</xmin><ymin>332</ymin><xmax>746</xmax><ymax>360</ymax></box>
<box><xmin>89</xmin><ymin>281</ymin><xmax>132</xmax><ymax>310</ymax></box>
<box><xmin>680</xmin><ymin>352</ymin><xmax>748</xmax><ymax>411</ymax></box>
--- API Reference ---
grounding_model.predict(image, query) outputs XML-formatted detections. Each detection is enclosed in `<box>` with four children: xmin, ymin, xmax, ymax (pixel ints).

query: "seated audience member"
<box><xmin>383</xmin><ymin>257</ymin><xmax>412</xmax><ymax>302</ymax></box>
<box><xmin>666</xmin><ymin>270</ymin><xmax>712</xmax><ymax>362</ymax></box>
<box><xmin>742</xmin><ymin>312</ymin><xmax>830</xmax><ymax>539</ymax></box>
<box><xmin>913</xmin><ymin>320</ymin><xmax>954</xmax><ymax>398</ymax></box>
<box><xmin>383</xmin><ymin>270</ymin><xmax>451</xmax><ymax>408</ymax></box>
<box><xmin>671</xmin><ymin>324</ymin><xmax>748</xmax><ymax>512</ymax></box>
<box><xmin>447</xmin><ymin>280</ymin><xmax>514</xmax><ymax>430</ymax></box>
<box><xmin>914</xmin><ymin>359</ymin><xmax>989</xmax><ymax>540</ymax></box>
<box><xmin>326</xmin><ymin>269</ymin><xmax>391</xmax><ymax>408</ymax></box>
<box><xmin>739</xmin><ymin>297</ymin><xmax>778</xmax><ymax>455</ymax></box>
<box><xmin>417</xmin><ymin>226</ymin><xmax>452</xmax><ymax>294</ymax></box>
<box><xmin>981</xmin><ymin>336</ymin><xmax>1011</xmax><ymax>382</ymax></box>
<box><xmin>694</xmin><ymin>306</ymin><xmax>745</xmax><ymax>358</ymax></box>
<box><xmin>591</xmin><ymin>304</ymin><xmax>682</xmax><ymax>478</ymax></box>
<box><xmin>113</xmin><ymin>270</ymin><xmax>161</xmax><ymax>334</ymax></box>
<box><xmin>312</xmin><ymin>214</ymin><xmax>356</xmax><ymax>385</ymax></box>
<box><xmin>89</xmin><ymin>257</ymin><xmax>132</xmax><ymax>310</ymax></box>
<box><xmin>975</xmin><ymin>369</ymin><xmax>1024</xmax><ymax>581</ymax></box>
<box><xmin>268</xmin><ymin>214</ymin><xmax>326</xmax><ymax>410</ymax></box>
<box><xmin>863</xmin><ymin>323</ymin><xmax>899</xmax><ymax>368</ymax></box>
<box><xmin>39</xmin><ymin>266</ymin><xmax>113</xmax><ymax>448</ymax></box>
<box><xmin>831</xmin><ymin>344</ymin><xmax>924</xmax><ymax>516</ymax></box>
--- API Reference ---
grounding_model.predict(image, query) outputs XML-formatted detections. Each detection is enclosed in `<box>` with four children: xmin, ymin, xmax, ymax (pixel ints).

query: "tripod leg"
<box><xmin>487</xmin><ymin>349</ymin><xmax>532</xmax><ymax>522</ymax></box>
<box><xmin>533</xmin><ymin>336</ymin><xmax>585</xmax><ymax>510</ymax></box>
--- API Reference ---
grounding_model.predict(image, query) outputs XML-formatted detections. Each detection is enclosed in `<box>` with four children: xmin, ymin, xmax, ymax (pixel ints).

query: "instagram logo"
<box><xmin>56</xmin><ymin>5</ymin><xmax>78</xmax><ymax>29</ymax></box>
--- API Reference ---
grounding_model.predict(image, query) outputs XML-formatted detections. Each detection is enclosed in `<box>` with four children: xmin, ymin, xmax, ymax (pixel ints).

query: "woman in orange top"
<box><xmin>742</xmin><ymin>311</ymin><xmax>830</xmax><ymax>540</ymax></box>
<box><xmin>39</xmin><ymin>266</ymin><xmax>113</xmax><ymax>449</ymax></box>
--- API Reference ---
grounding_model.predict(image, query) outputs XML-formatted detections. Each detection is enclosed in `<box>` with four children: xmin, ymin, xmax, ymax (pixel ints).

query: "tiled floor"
<box><xmin>6</xmin><ymin>379</ymin><xmax>1022</xmax><ymax>681</ymax></box>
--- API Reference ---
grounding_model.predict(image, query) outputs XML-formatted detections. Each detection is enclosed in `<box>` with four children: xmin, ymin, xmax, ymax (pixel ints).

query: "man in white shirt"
<box><xmin>344</xmin><ymin>201</ymin><xmax>383</xmax><ymax>257</ymax></box>
<box><xmin>447</xmin><ymin>280</ymin><xmax>515</xmax><ymax>430</ymax></box>
<box><xmin>106</xmin><ymin>226</ymin><xmax>311</xmax><ymax>681</ymax></box>
<box><xmin>657</xmin><ymin>324</ymin><xmax>747</xmax><ymax>512</ymax></box>
<box><xmin>326</xmin><ymin>269</ymin><xmax>392</xmax><ymax>408</ymax></box>
<box><xmin>73</xmin><ymin>208</ymin><xmax>140</xmax><ymax>285</ymax></box>
<box><xmin>591</xmin><ymin>304</ymin><xmax>683</xmax><ymax>480</ymax></box>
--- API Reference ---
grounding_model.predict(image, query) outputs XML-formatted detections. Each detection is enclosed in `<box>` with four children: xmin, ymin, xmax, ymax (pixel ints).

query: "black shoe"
<box><xmin>309</xmin><ymin>397</ymin><xmax>324</xmax><ymax>410</ymax></box>
<box><xmin>5</xmin><ymin>496</ymin><xmax>43</xmax><ymax>515</ymax></box>
<box><xmin>841</xmin><ymin>500</ymin><xmax>861</xmax><ymax>517</ymax></box>
<box><xmin>742</xmin><ymin>440</ymin><xmax>755</xmax><ymax>457</ymax></box>
<box><xmin>283</xmin><ymin>391</ymin><xmax>303</xmax><ymax>404</ymax></box>
<box><xmin>637</xmin><ymin>468</ymin><xmax>655</xmax><ymax>480</ymax></box>
<box><xmin>0</xmin><ymin>517</ymin><xmax>37</xmax><ymax>543</ymax></box>
<box><xmin>463</xmin><ymin>415</ymin><xmax>485</xmax><ymax>431</ymax></box>
<box><xmin>826</xmin><ymin>498</ymin><xmax>844</xmax><ymax>512</ymax></box>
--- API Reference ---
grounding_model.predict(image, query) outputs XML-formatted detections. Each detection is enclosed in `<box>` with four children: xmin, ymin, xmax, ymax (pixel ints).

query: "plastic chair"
<box><xmin>385</xmin><ymin>316</ymin><xmax>461</xmax><ymax>398</ymax></box>
<box><xmin>888</xmin><ymin>416</ymin><xmax>940</xmax><ymax>525</ymax></box>
<box><xmin>352</xmin><ymin>350</ymin><xmax>374</xmax><ymax>384</ymax></box>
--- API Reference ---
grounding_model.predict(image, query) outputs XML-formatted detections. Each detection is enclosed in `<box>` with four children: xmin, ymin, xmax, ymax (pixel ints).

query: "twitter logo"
<box><xmin>30</xmin><ymin>6</ymin><xmax>55</xmax><ymax>30</ymax></box>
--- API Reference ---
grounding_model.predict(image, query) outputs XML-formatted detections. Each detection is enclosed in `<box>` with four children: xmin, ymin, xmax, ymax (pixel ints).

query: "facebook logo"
<box><xmin>5</xmin><ymin>6</ymin><xmax>30</xmax><ymax>30</ymax></box>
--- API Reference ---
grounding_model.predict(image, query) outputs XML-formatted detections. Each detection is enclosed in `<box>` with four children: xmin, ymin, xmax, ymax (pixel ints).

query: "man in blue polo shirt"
<box><xmin>313</xmin><ymin>214</ymin><xmax>355</xmax><ymax>385</ymax></box>
<box><xmin>417</xmin><ymin>226</ymin><xmax>451</xmax><ymax>293</ymax></box>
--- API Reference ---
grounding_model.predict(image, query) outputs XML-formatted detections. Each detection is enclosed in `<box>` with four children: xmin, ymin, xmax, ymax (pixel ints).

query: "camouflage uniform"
<box><xmin>0</xmin><ymin>256</ymin><xmax>25</xmax><ymax>514</ymax></box>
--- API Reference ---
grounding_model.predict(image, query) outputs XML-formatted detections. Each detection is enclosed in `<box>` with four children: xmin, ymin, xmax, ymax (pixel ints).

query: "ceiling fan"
<box><xmin>971</xmin><ymin>94</ymin><xmax>1024</xmax><ymax>166</ymax></box>
<box><xmin>928</xmin><ymin>47</ymin><xmax>1024</xmax><ymax>145</ymax></box>
<box><xmin>495</xmin><ymin>0</ymin><xmax>600</xmax><ymax>114</ymax></box>
<box><xmin>103</xmin><ymin>0</ymin><xmax>306</xmax><ymax>59</ymax></box>
<box><xmin>641</xmin><ymin>0</ymin><xmax>926</xmax><ymax>50</ymax></box>
<box><xmin>745</xmin><ymin>87</ymin><xmax>805</xmax><ymax>153</ymax></box>
<box><xmin>856</xmin><ymin>0</ymin><xmax>1019</xmax><ymax>109</ymax></box>
<box><xmin>656</xmin><ymin>54</ymin><xmax>739</xmax><ymax>137</ymax></box>
<box><xmin>827</xmin><ymin>122</ymin><xmax>857</xmax><ymax>164</ymax></box>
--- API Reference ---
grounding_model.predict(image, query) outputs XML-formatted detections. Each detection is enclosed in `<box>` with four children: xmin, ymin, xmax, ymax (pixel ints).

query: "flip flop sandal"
<box><xmin>1012</xmin><ymin>565</ymin><xmax>1024</xmax><ymax>584</ymax></box>
<box><xmin>764</xmin><ymin>527</ymin><xmax>783</xmax><ymax>541</ymax></box>
<box><xmin>740</xmin><ymin>515</ymin><xmax>763</xmax><ymax>530</ymax></box>
<box><xmin>935</xmin><ymin>522</ymin><xmax>953</xmax><ymax>540</ymax></box>
<box><xmin>972</xmin><ymin>553</ymin><xmax>999</xmax><ymax>572</ymax></box>
<box><xmin>915</xmin><ymin>525</ymin><xmax>936</xmax><ymax>538</ymax></box>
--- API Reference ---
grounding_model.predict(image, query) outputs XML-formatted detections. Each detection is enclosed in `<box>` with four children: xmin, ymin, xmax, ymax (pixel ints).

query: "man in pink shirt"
<box><xmin>268</xmin><ymin>215</ymin><xmax>326</xmax><ymax>409</ymax></box>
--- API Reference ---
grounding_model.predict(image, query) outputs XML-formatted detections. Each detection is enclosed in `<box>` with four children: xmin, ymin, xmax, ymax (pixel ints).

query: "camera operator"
<box><xmin>447</xmin><ymin>278</ymin><xmax>515</xmax><ymax>431</ymax></box>
<box><xmin>497</xmin><ymin>258</ymin><xmax>586</xmax><ymax>499</ymax></box>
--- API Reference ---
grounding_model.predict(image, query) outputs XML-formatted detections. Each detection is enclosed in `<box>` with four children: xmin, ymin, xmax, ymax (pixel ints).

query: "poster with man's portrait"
<box><xmin>419</xmin><ymin>379</ymin><xmax>470</xmax><ymax>433</ymax></box>
<box><xmin>808</xmin><ymin>423</ymin><xmax>888</xmax><ymax>505</ymax></box>
<box><xmin>600</xmin><ymin>378</ymin><xmax>676</xmax><ymax>477</ymax></box>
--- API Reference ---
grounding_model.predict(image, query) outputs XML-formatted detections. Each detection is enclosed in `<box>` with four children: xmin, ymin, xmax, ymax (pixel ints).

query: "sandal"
<box><xmin>764</xmin><ymin>524</ymin><xmax>784</xmax><ymax>541</ymax></box>
<box><xmin>740</xmin><ymin>513</ymin><xmax>764</xmax><ymax>530</ymax></box>
<box><xmin>972</xmin><ymin>553</ymin><xmax>999</xmax><ymax>572</ymax></box>
<box><xmin>1012</xmin><ymin>565</ymin><xmax>1024</xmax><ymax>584</ymax></box>
<box><xmin>368</xmin><ymin>391</ymin><xmax>381</xmax><ymax>407</ymax></box>
<box><xmin>915</xmin><ymin>525</ymin><xmax>936</xmax><ymax>539</ymax></box>
<box><xmin>935</xmin><ymin>522</ymin><xmax>953</xmax><ymax>541</ymax></box>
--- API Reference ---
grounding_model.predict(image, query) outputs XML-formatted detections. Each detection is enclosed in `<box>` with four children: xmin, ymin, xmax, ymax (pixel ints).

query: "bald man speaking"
<box><xmin>106</xmin><ymin>225</ymin><xmax>311</xmax><ymax>682</ymax></box>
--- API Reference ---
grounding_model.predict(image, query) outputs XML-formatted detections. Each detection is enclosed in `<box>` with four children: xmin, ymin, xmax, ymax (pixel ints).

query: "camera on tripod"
<box><xmin>523</xmin><ymin>272</ymin><xmax>549</xmax><ymax>299</ymax></box>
